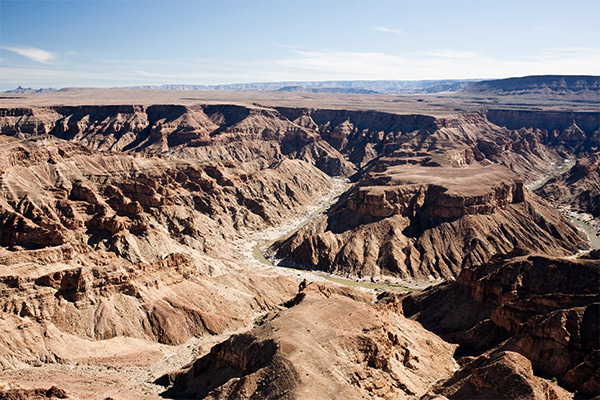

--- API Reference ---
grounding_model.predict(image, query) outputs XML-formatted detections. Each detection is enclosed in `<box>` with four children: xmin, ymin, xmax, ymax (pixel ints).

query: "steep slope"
<box><xmin>1</xmin><ymin>100</ymin><xmax>599</xmax><ymax>398</ymax></box>
<box><xmin>423</xmin><ymin>350</ymin><xmax>573</xmax><ymax>400</ymax></box>
<box><xmin>0</xmin><ymin>105</ymin><xmax>355</xmax><ymax>176</ymax></box>
<box><xmin>272</xmin><ymin>164</ymin><xmax>585</xmax><ymax>281</ymax></box>
<box><xmin>0</xmin><ymin>135</ymin><xmax>336</xmax><ymax>370</ymax></box>
<box><xmin>157</xmin><ymin>281</ymin><xmax>457</xmax><ymax>400</ymax></box>
<box><xmin>3</xmin><ymin>106</ymin><xmax>598</xmax><ymax>179</ymax></box>
<box><xmin>402</xmin><ymin>251</ymin><xmax>600</xmax><ymax>397</ymax></box>
<box><xmin>0</xmin><ymin>135</ymin><xmax>332</xmax><ymax>257</ymax></box>
<box><xmin>485</xmin><ymin>109</ymin><xmax>600</xmax><ymax>155</ymax></box>
<box><xmin>268</xmin><ymin>109</ymin><xmax>597</xmax><ymax>282</ymax></box>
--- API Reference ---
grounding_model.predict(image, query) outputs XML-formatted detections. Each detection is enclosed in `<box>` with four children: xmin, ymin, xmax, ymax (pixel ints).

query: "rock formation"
<box><xmin>0</xmin><ymin>134</ymin><xmax>339</xmax><ymax>371</ymax></box>
<box><xmin>464</xmin><ymin>75</ymin><xmax>600</xmax><ymax>100</ymax></box>
<box><xmin>273</xmin><ymin>164</ymin><xmax>585</xmax><ymax>281</ymax></box>
<box><xmin>0</xmin><ymin>93</ymin><xmax>598</xmax><ymax>398</ymax></box>
<box><xmin>423</xmin><ymin>351</ymin><xmax>572</xmax><ymax>400</ymax></box>
<box><xmin>0</xmin><ymin>105</ymin><xmax>355</xmax><ymax>176</ymax></box>
<box><xmin>402</xmin><ymin>251</ymin><xmax>600</xmax><ymax>398</ymax></box>
<box><xmin>0</xmin><ymin>386</ymin><xmax>68</xmax><ymax>400</ymax></box>
<box><xmin>157</xmin><ymin>281</ymin><xmax>457</xmax><ymax>400</ymax></box>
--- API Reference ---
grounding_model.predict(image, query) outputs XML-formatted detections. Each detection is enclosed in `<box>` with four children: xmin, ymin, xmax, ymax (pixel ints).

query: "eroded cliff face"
<box><xmin>0</xmin><ymin>105</ymin><xmax>356</xmax><ymax>176</ymax></box>
<box><xmin>3</xmin><ymin>106</ymin><xmax>597</xmax><ymax>179</ymax></box>
<box><xmin>423</xmin><ymin>350</ymin><xmax>573</xmax><ymax>400</ymax></box>
<box><xmin>274</xmin><ymin>108</ymin><xmax>439</xmax><ymax>167</ymax></box>
<box><xmin>347</xmin><ymin>165</ymin><xmax>525</xmax><ymax>219</ymax></box>
<box><xmin>486</xmin><ymin>109</ymin><xmax>600</xmax><ymax>150</ymax></box>
<box><xmin>272</xmin><ymin>164</ymin><xmax>584</xmax><ymax>281</ymax></box>
<box><xmin>0</xmin><ymin>102</ymin><xmax>598</xmax><ymax>398</ymax></box>
<box><xmin>0</xmin><ymin>136</ymin><xmax>332</xmax><ymax>255</ymax></box>
<box><xmin>158</xmin><ymin>282</ymin><xmax>457</xmax><ymax>400</ymax></box>
<box><xmin>0</xmin><ymin>135</ymin><xmax>336</xmax><ymax>369</ymax></box>
<box><xmin>268</xmin><ymin>108</ymin><xmax>597</xmax><ymax>282</ymax></box>
<box><xmin>401</xmin><ymin>251</ymin><xmax>600</xmax><ymax>398</ymax></box>
<box><xmin>0</xmin><ymin>251</ymin><xmax>298</xmax><ymax>369</ymax></box>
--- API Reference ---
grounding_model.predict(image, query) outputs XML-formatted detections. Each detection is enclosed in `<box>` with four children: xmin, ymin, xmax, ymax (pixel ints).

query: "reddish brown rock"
<box><xmin>403</xmin><ymin>252</ymin><xmax>600</xmax><ymax>397</ymax></box>
<box><xmin>347</xmin><ymin>165</ymin><xmax>525</xmax><ymax>219</ymax></box>
<box><xmin>158</xmin><ymin>282</ymin><xmax>457</xmax><ymax>400</ymax></box>
<box><xmin>425</xmin><ymin>351</ymin><xmax>572</xmax><ymax>400</ymax></box>
<box><xmin>273</xmin><ymin>165</ymin><xmax>584</xmax><ymax>281</ymax></box>
<box><xmin>0</xmin><ymin>386</ymin><xmax>68</xmax><ymax>400</ymax></box>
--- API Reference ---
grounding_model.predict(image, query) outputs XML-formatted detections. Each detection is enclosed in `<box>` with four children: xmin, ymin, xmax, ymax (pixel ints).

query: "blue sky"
<box><xmin>0</xmin><ymin>0</ymin><xmax>599</xmax><ymax>89</ymax></box>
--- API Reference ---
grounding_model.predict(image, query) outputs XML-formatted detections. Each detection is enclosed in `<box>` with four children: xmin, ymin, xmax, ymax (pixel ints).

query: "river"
<box><xmin>527</xmin><ymin>158</ymin><xmax>599</xmax><ymax>251</ymax></box>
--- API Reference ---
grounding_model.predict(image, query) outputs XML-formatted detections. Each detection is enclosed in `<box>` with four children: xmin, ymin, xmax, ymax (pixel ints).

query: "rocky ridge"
<box><xmin>465</xmin><ymin>75</ymin><xmax>600</xmax><ymax>100</ymax></box>
<box><xmin>268</xmin><ymin>107</ymin><xmax>598</xmax><ymax>282</ymax></box>
<box><xmin>157</xmin><ymin>281</ymin><xmax>457</xmax><ymax>400</ymax></box>
<box><xmin>401</xmin><ymin>251</ymin><xmax>600</xmax><ymax>398</ymax></box>
<box><xmin>0</xmin><ymin>105</ymin><xmax>355</xmax><ymax>176</ymax></box>
<box><xmin>0</xmin><ymin>134</ymin><xmax>338</xmax><ymax>371</ymax></box>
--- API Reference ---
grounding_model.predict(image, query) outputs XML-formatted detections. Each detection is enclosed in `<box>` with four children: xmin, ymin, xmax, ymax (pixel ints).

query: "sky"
<box><xmin>0</xmin><ymin>0</ymin><xmax>599</xmax><ymax>90</ymax></box>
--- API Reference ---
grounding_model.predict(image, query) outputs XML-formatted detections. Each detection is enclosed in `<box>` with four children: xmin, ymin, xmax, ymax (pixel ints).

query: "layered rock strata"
<box><xmin>0</xmin><ymin>135</ymin><xmax>335</xmax><ymax>368</ymax></box>
<box><xmin>158</xmin><ymin>281</ymin><xmax>457</xmax><ymax>400</ymax></box>
<box><xmin>273</xmin><ymin>165</ymin><xmax>585</xmax><ymax>281</ymax></box>
<box><xmin>402</xmin><ymin>251</ymin><xmax>600</xmax><ymax>397</ymax></box>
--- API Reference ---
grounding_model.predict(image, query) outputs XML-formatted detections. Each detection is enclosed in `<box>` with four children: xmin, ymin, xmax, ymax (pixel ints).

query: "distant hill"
<box><xmin>276</xmin><ymin>86</ymin><xmax>380</xmax><ymax>94</ymax></box>
<box><xmin>464</xmin><ymin>75</ymin><xmax>600</xmax><ymax>100</ymax></box>
<box><xmin>3</xmin><ymin>86</ymin><xmax>57</xmax><ymax>94</ymax></box>
<box><xmin>11</xmin><ymin>76</ymin><xmax>599</xmax><ymax>99</ymax></box>
<box><xmin>125</xmin><ymin>79</ymin><xmax>479</xmax><ymax>94</ymax></box>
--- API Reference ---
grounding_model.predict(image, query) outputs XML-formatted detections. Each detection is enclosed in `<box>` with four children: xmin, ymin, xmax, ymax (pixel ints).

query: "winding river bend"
<box><xmin>527</xmin><ymin>159</ymin><xmax>600</xmax><ymax>251</ymax></box>
<box><xmin>244</xmin><ymin>178</ymin><xmax>413</xmax><ymax>292</ymax></box>
<box><xmin>247</xmin><ymin>158</ymin><xmax>598</xmax><ymax>293</ymax></box>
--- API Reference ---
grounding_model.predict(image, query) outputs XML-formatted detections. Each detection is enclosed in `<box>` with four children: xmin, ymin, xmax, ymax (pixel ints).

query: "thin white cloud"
<box><xmin>274</xmin><ymin>48</ymin><xmax>600</xmax><ymax>80</ymax></box>
<box><xmin>373</xmin><ymin>26</ymin><xmax>405</xmax><ymax>37</ymax></box>
<box><xmin>527</xmin><ymin>47</ymin><xmax>600</xmax><ymax>57</ymax></box>
<box><xmin>1</xmin><ymin>46</ymin><xmax>57</xmax><ymax>64</ymax></box>
<box><xmin>2</xmin><ymin>46</ymin><xmax>599</xmax><ymax>90</ymax></box>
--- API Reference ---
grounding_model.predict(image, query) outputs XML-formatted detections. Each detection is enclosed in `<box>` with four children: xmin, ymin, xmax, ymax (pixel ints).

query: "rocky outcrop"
<box><xmin>0</xmin><ymin>250</ymin><xmax>299</xmax><ymax>368</ymax></box>
<box><xmin>1</xmin><ymin>98</ymin><xmax>599</xmax><ymax>398</ymax></box>
<box><xmin>0</xmin><ymin>136</ymin><xmax>332</xmax><ymax>260</ymax></box>
<box><xmin>4</xmin><ymin>105</ymin><xmax>597</xmax><ymax>179</ymax></box>
<box><xmin>486</xmin><ymin>109</ymin><xmax>599</xmax><ymax>151</ymax></box>
<box><xmin>0</xmin><ymin>386</ymin><xmax>68</xmax><ymax>400</ymax></box>
<box><xmin>273</xmin><ymin>164</ymin><xmax>585</xmax><ymax>281</ymax></box>
<box><xmin>347</xmin><ymin>165</ymin><xmax>525</xmax><ymax>219</ymax></box>
<box><xmin>267</xmin><ymin>106</ymin><xmax>598</xmax><ymax>282</ymax></box>
<box><xmin>424</xmin><ymin>351</ymin><xmax>572</xmax><ymax>400</ymax></box>
<box><xmin>402</xmin><ymin>252</ymin><xmax>600</xmax><ymax>397</ymax></box>
<box><xmin>158</xmin><ymin>282</ymin><xmax>457</xmax><ymax>400</ymax></box>
<box><xmin>0</xmin><ymin>135</ymin><xmax>336</xmax><ymax>368</ymax></box>
<box><xmin>275</xmin><ymin>108</ymin><xmax>439</xmax><ymax>166</ymax></box>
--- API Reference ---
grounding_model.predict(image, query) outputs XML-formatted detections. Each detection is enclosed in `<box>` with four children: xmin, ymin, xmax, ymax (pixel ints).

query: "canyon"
<box><xmin>0</xmin><ymin>79</ymin><xmax>598</xmax><ymax>399</ymax></box>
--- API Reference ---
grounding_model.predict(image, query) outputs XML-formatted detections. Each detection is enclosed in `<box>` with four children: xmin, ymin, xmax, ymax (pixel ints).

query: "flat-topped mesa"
<box><xmin>348</xmin><ymin>165</ymin><xmax>526</xmax><ymax>220</ymax></box>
